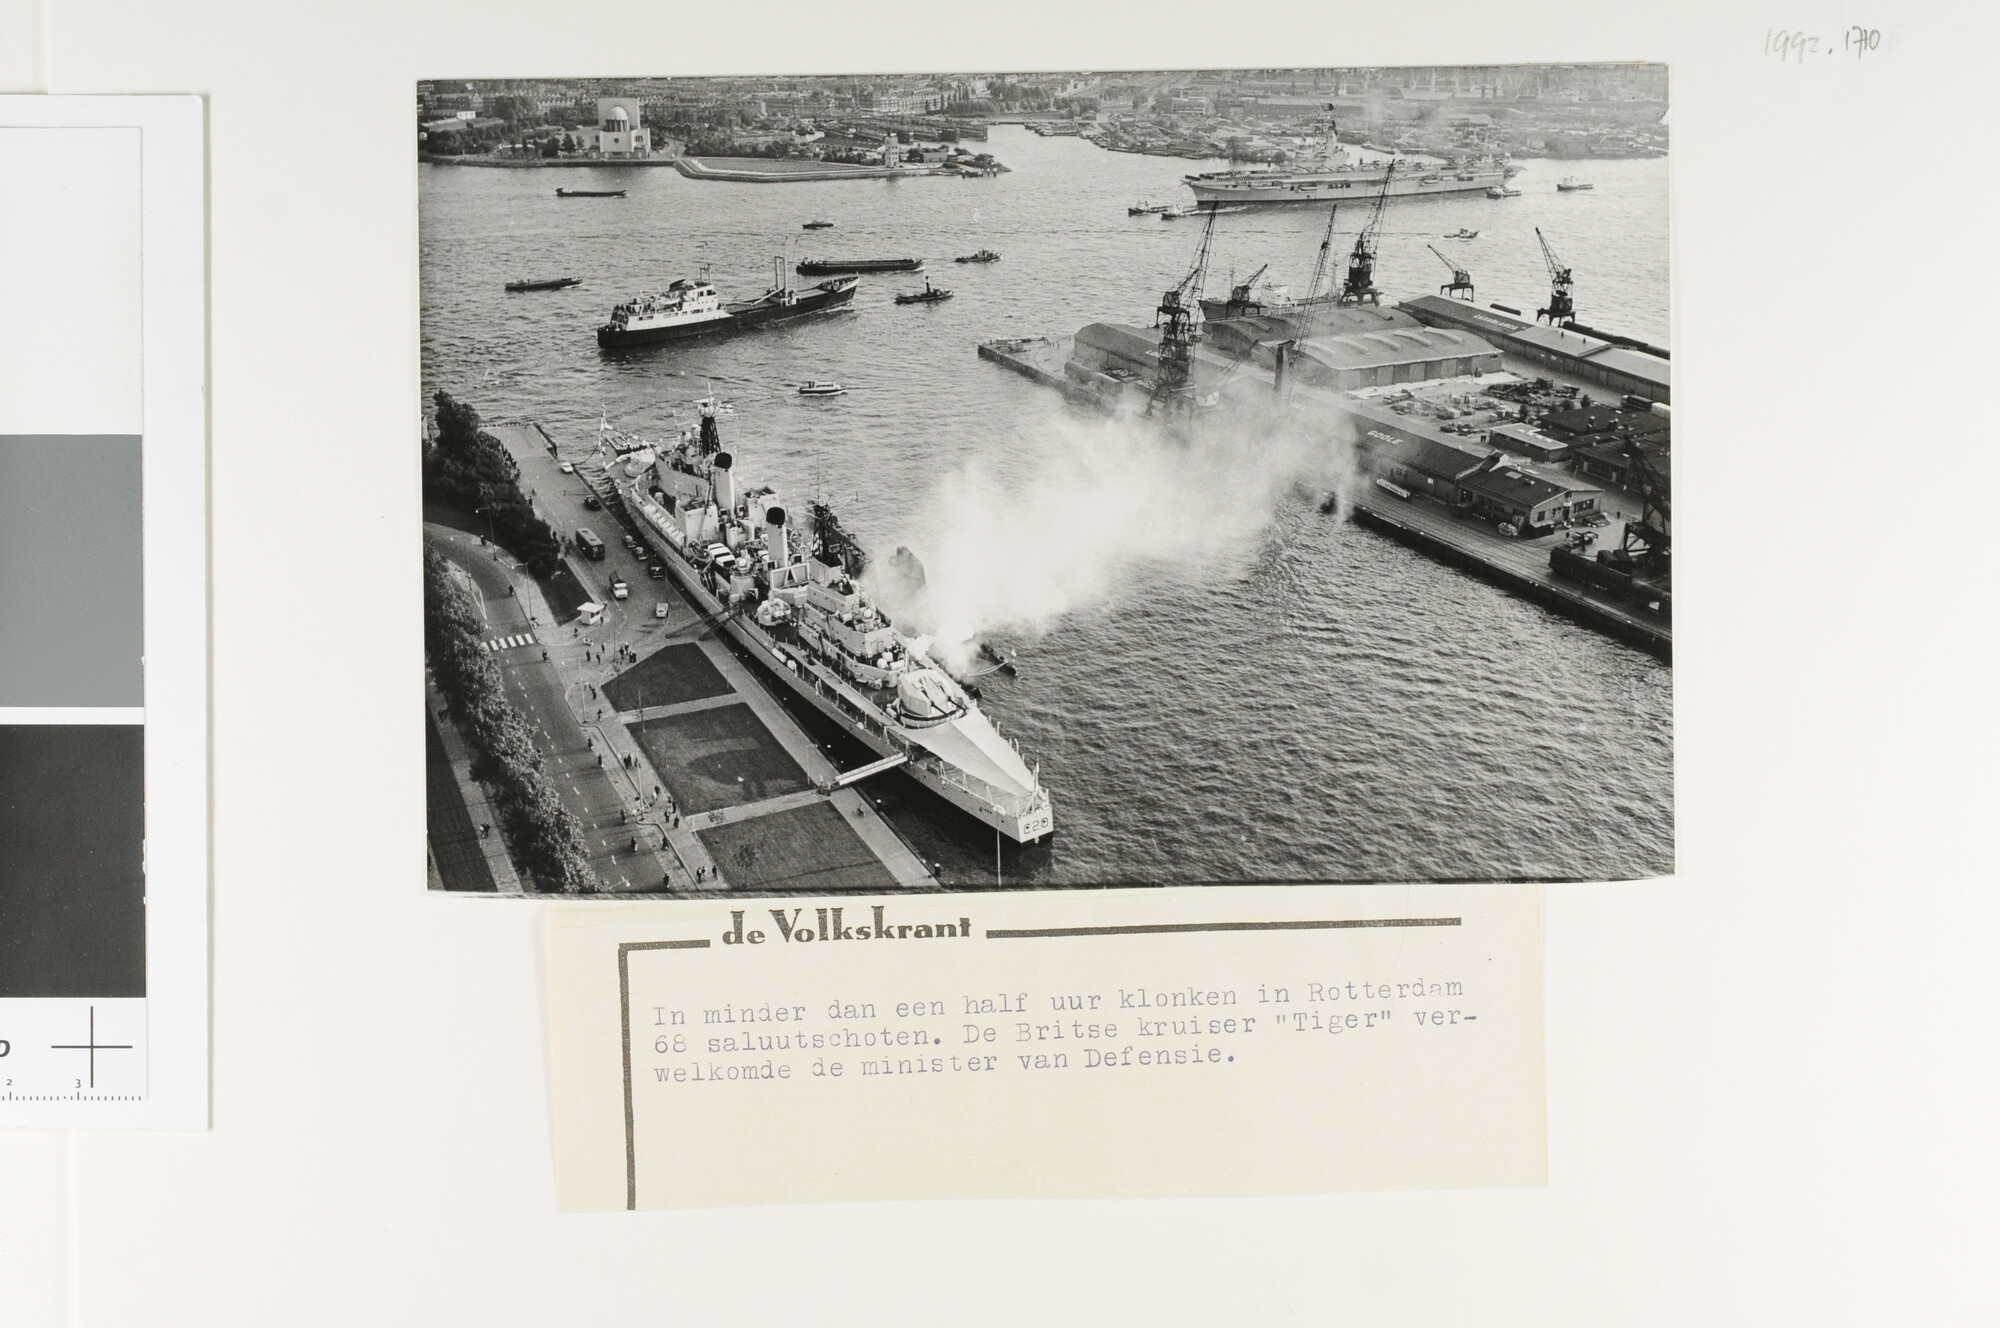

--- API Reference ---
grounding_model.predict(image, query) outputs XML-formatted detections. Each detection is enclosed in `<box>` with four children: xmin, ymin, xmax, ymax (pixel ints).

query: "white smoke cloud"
<box><xmin>869</xmin><ymin>397</ymin><xmax>1361</xmax><ymax>674</ymax></box>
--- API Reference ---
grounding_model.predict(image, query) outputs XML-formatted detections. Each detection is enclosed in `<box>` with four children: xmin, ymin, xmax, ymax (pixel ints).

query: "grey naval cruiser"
<box><xmin>1184</xmin><ymin>112</ymin><xmax>1513</xmax><ymax>206</ymax></box>
<box><xmin>603</xmin><ymin>404</ymin><xmax>1055</xmax><ymax>844</ymax></box>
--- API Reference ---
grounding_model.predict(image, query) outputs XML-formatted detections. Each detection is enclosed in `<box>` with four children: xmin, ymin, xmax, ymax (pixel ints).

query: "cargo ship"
<box><xmin>604</xmin><ymin>406</ymin><xmax>1055</xmax><ymax>844</ymax></box>
<box><xmin>595</xmin><ymin>259</ymin><xmax>859</xmax><ymax>349</ymax></box>
<box><xmin>1183</xmin><ymin>111</ymin><xmax>1512</xmax><ymax>205</ymax></box>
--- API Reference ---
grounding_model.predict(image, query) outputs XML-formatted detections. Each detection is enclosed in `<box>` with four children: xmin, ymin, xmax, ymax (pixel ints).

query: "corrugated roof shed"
<box><xmin>1351</xmin><ymin>416</ymin><xmax>1493</xmax><ymax>480</ymax></box>
<box><xmin>1583</xmin><ymin>344</ymin><xmax>1672</xmax><ymax>390</ymax></box>
<box><xmin>1299</xmin><ymin>325</ymin><xmax>1498</xmax><ymax>371</ymax></box>
<box><xmin>1073</xmin><ymin>322</ymin><xmax>1162</xmax><ymax>370</ymax></box>
<box><xmin>1505</xmin><ymin>322</ymin><xmax>1613</xmax><ymax>357</ymax></box>
<box><xmin>1399</xmin><ymin>295</ymin><xmax>1531</xmax><ymax>337</ymax></box>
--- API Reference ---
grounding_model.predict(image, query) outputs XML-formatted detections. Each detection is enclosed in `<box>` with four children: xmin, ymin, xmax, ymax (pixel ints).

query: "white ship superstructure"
<box><xmin>1184</xmin><ymin>112</ymin><xmax>1513</xmax><ymax>205</ymax></box>
<box><xmin>601</xmin><ymin>277</ymin><xmax>730</xmax><ymax>337</ymax></box>
<box><xmin>610</xmin><ymin>406</ymin><xmax>1055</xmax><ymax>844</ymax></box>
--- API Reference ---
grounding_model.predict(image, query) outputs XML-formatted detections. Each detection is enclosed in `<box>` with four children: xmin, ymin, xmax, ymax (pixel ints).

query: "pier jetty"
<box><xmin>475</xmin><ymin>421</ymin><xmax>941</xmax><ymax>894</ymax></box>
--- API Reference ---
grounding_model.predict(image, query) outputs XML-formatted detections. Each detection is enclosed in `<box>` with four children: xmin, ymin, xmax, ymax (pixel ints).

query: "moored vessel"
<box><xmin>606</xmin><ymin>407</ymin><xmax>1055</xmax><ymax>843</ymax></box>
<box><xmin>796</xmin><ymin>380</ymin><xmax>846</xmax><ymax>396</ymax></box>
<box><xmin>556</xmin><ymin>187</ymin><xmax>626</xmax><ymax>197</ymax></box>
<box><xmin>954</xmin><ymin>249</ymin><xmax>1000</xmax><ymax>264</ymax></box>
<box><xmin>1557</xmin><ymin>177</ymin><xmax>1595</xmax><ymax>191</ymax></box>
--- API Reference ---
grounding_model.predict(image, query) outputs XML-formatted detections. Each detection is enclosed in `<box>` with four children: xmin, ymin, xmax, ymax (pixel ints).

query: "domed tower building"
<box><xmin>593</xmin><ymin>97</ymin><xmax>651</xmax><ymax>158</ymax></box>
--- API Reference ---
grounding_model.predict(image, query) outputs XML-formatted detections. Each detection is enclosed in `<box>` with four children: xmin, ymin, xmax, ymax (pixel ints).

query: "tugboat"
<box><xmin>595</xmin><ymin>258</ymin><xmax>859</xmax><ymax>349</ymax></box>
<box><xmin>607</xmin><ymin>406</ymin><xmax>1055</xmax><ymax>843</ymax></box>
<box><xmin>1128</xmin><ymin>199</ymin><xmax>1168</xmax><ymax>215</ymax></box>
<box><xmin>954</xmin><ymin>249</ymin><xmax>1000</xmax><ymax>264</ymax></box>
<box><xmin>893</xmin><ymin>278</ymin><xmax>954</xmax><ymax>306</ymax></box>
<box><xmin>556</xmin><ymin>187</ymin><xmax>626</xmax><ymax>198</ymax></box>
<box><xmin>505</xmin><ymin>276</ymin><xmax>582</xmax><ymax>292</ymax></box>
<box><xmin>796</xmin><ymin>380</ymin><xmax>846</xmax><ymax>397</ymax></box>
<box><xmin>1486</xmin><ymin>185</ymin><xmax>1523</xmax><ymax>198</ymax></box>
<box><xmin>1557</xmin><ymin>177</ymin><xmax>1595</xmax><ymax>192</ymax></box>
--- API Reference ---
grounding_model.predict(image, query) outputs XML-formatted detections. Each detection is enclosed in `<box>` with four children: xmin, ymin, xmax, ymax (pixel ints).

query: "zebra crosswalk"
<box><xmin>482</xmin><ymin>633</ymin><xmax>536</xmax><ymax>653</ymax></box>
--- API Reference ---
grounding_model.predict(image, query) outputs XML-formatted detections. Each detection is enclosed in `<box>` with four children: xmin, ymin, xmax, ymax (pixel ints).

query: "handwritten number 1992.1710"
<box><xmin>1765</xmin><ymin>27</ymin><xmax>1881</xmax><ymax>63</ymax></box>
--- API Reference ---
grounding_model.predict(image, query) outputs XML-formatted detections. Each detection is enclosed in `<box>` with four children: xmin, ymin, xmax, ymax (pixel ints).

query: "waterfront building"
<box><xmin>1454</xmin><ymin>455</ymin><xmax>1604</xmax><ymax>533</ymax></box>
<box><xmin>1204</xmin><ymin>316</ymin><xmax>1503</xmax><ymax>390</ymax></box>
<box><xmin>594</xmin><ymin>97</ymin><xmax>652</xmax><ymax>157</ymax></box>
<box><xmin>1485</xmin><ymin>421</ymin><xmax>1572</xmax><ymax>463</ymax></box>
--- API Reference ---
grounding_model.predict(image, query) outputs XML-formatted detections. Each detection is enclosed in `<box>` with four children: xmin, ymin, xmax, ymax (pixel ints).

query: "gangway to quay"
<box><xmin>822</xmin><ymin>752</ymin><xmax>909</xmax><ymax>791</ymax></box>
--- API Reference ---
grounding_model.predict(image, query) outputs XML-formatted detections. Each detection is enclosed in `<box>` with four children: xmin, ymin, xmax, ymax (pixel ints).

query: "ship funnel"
<box><xmin>764</xmin><ymin>504</ymin><xmax>789</xmax><ymax>565</ymax></box>
<box><xmin>712</xmin><ymin>450</ymin><xmax>735</xmax><ymax>511</ymax></box>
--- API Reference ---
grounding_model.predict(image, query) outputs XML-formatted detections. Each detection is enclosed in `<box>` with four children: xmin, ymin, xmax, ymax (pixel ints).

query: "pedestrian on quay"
<box><xmin>630</xmin><ymin>837</ymin><xmax>638</xmax><ymax>854</ymax></box>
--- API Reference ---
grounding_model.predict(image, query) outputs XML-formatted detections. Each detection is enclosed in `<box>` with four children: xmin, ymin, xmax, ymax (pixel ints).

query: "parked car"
<box><xmin>609</xmin><ymin>576</ymin><xmax>629</xmax><ymax>601</ymax></box>
<box><xmin>583</xmin><ymin>494</ymin><xmax>602</xmax><ymax>511</ymax></box>
<box><xmin>653</xmin><ymin>601</ymin><xmax>669</xmax><ymax>619</ymax></box>
<box><xmin>647</xmin><ymin>563</ymin><xmax>665</xmax><ymax>580</ymax></box>
<box><xmin>559</xmin><ymin>461</ymin><xmax>575</xmax><ymax>474</ymax></box>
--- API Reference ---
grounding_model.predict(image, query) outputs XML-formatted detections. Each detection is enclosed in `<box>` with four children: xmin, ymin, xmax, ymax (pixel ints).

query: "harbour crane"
<box><xmin>1149</xmin><ymin>201</ymin><xmax>1221</xmax><ymax>417</ymax></box>
<box><xmin>1427</xmin><ymin>243</ymin><xmax>1475</xmax><ymax>300</ymax></box>
<box><xmin>1337</xmin><ymin>160</ymin><xmax>1395</xmax><ymax>305</ymax></box>
<box><xmin>1215</xmin><ymin>262</ymin><xmax>1270</xmax><ymax>319</ymax></box>
<box><xmin>1535</xmin><ymin>227</ymin><xmax>1576</xmax><ymax>327</ymax></box>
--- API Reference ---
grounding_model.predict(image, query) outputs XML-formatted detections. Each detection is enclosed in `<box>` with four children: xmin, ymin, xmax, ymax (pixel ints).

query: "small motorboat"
<box><xmin>803</xmin><ymin>219</ymin><xmax>834</xmax><ymax>229</ymax></box>
<box><xmin>1557</xmin><ymin>177</ymin><xmax>1594</xmax><ymax>192</ymax></box>
<box><xmin>1128</xmin><ymin>199</ymin><xmax>1168</xmax><ymax>215</ymax></box>
<box><xmin>797</xmin><ymin>380</ymin><xmax>846</xmax><ymax>397</ymax></box>
<box><xmin>894</xmin><ymin>279</ymin><xmax>954</xmax><ymax>306</ymax></box>
<box><xmin>1444</xmin><ymin>228</ymin><xmax>1479</xmax><ymax>240</ymax></box>
<box><xmin>1486</xmin><ymin>185</ymin><xmax>1522</xmax><ymax>199</ymax></box>
<box><xmin>504</xmin><ymin>276</ymin><xmax>582</xmax><ymax>292</ymax></box>
<box><xmin>954</xmin><ymin>249</ymin><xmax>1000</xmax><ymax>264</ymax></box>
<box><xmin>556</xmin><ymin>188</ymin><xmax>627</xmax><ymax>198</ymax></box>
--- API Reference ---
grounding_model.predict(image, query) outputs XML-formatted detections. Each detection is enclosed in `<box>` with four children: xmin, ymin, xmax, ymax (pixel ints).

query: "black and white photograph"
<box><xmin>419</xmin><ymin>65</ymin><xmax>1672</xmax><ymax>895</ymax></box>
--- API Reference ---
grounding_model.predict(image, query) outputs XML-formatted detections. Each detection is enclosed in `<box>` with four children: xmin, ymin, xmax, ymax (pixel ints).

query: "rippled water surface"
<box><xmin>421</xmin><ymin>127</ymin><xmax>1672</xmax><ymax>885</ymax></box>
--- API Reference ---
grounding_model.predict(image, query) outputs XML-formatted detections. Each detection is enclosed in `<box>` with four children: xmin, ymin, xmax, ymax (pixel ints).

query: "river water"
<box><xmin>420</xmin><ymin>126</ymin><xmax>1672</xmax><ymax>886</ymax></box>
